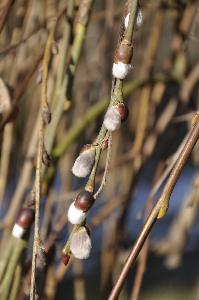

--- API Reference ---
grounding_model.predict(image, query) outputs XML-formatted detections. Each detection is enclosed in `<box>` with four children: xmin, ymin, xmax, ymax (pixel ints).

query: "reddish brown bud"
<box><xmin>114</xmin><ymin>43</ymin><xmax>133</xmax><ymax>64</ymax></box>
<box><xmin>117</xmin><ymin>103</ymin><xmax>129</xmax><ymax>122</ymax></box>
<box><xmin>61</xmin><ymin>252</ymin><xmax>70</xmax><ymax>266</ymax></box>
<box><xmin>74</xmin><ymin>190</ymin><xmax>94</xmax><ymax>212</ymax></box>
<box><xmin>17</xmin><ymin>208</ymin><xmax>35</xmax><ymax>229</ymax></box>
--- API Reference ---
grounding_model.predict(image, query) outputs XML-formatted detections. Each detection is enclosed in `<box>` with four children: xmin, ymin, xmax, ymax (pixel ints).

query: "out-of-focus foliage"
<box><xmin>0</xmin><ymin>1</ymin><xmax>199</xmax><ymax>299</ymax></box>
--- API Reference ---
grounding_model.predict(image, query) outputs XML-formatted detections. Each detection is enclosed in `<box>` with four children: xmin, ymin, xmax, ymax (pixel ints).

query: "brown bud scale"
<box><xmin>61</xmin><ymin>252</ymin><xmax>70</xmax><ymax>266</ymax></box>
<box><xmin>114</xmin><ymin>44</ymin><xmax>133</xmax><ymax>64</ymax></box>
<box><xmin>17</xmin><ymin>208</ymin><xmax>35</xmax><ymax>229</ymax></box>
<box><xmin>117</xmin><ymin>103</ymin><xmax>129</xmax><ymax>122</ymax></box>
<box><xmin>74</xmin><ymin>190</ymin><xmax>94</xmax><ymax>212</ymax></box>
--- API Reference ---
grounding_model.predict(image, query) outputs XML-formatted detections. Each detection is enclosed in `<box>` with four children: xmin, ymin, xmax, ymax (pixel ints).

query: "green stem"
<box><xmin>8</xmin><ymin>264</ymin><xmax>22</xmax><ymax>300</ymax></box>
<box><xmin>0</xmin><ymin>238</ymin><xmax>26</xmax><ymax>300</ymax></box>
<box><xmin>62</xmin><ymin>225</ymin><xmax>82</xmax><ymax>254</ymax></box>
<box><xmin>124</xmin><ymin>0</ymin><xmax>139</xmax><ymax>43</ymax></box>
<box><xmin>0</xmin><ymin>238</ymin><xmax>13</xmax><ymax>282</ymax></box>
<box><xmin>85</xmin><ymin>147</ymin><xmax>101</xmax><ymax>193</ymax></box>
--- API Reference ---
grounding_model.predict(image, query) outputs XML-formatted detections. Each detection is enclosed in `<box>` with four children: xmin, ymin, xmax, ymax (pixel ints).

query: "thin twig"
<box><xmin>108</xmin><ymin>113</ymin><xmax>199</xmax><ymax>300</ymax></box>
<box><xmin>130</xmin><ymin>164</ymin><xmax>164</xmax><ymax>300</ymax></box>
<box><xmin>30</xmin><ymin>17</ymin><xmax>57</xmax><ymax>300</ymax></box>
<box><xmin>94</xmin><ymin>133</ymin><xmax>112</xmax><ymax>198</ymax></box>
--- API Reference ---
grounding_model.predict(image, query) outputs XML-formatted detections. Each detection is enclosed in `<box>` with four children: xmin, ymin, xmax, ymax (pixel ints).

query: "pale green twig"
<box><xmin>30</xmin><ymin>17</ymin><xmax>57</xmax><ymax>300</ymax></box>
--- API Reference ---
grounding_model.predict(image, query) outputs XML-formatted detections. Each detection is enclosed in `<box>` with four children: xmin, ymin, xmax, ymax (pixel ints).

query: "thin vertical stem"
<box><xmin>30</xmin><ymin>18</ymin><xmax>57</xmax><ymax>300</ymax></box>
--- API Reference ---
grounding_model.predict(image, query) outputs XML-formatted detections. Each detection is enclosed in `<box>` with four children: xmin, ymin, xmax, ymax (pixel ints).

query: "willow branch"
<box><xmin>108</xmin><ymin>112</ymin><xmax>199</xmax><ymax>300</ymax></box>
<box><xmin>30</xmin><ymin>18</ymin><xmax>57</xmax><ymax>300</ymax></box>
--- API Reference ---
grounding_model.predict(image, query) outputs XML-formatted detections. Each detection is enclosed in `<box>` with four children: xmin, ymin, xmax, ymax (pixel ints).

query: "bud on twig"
<box><xmin>42</xmin><ymin>106</ymin><xmax>51</xmax><ymax>125</ymax></box>
<box><xmin>72</xmin><ymin>145</ymin><xmax>95</xmax><ymax>178</ymax></box>
<box><xmin>12</xmin><ymin>208</ymin><xmax>35</xmax><ymax>239</ymax></box>
<box><xmin>74</xmin><ymin>190</ymin><xmax>94</xmax><ymax>212</ymax></box>
<box><xmin>61</xmin><ymin>252</ymin><xmax>70</xmax><ymax>266</ymax></box>
<box><xmin>115</xmin><ymin>44</ymin><xmax>133</xmax><ymax>65</ymax></box>
<box><xmin>103</xmin><ymin>103</ymin><xmax>128</xmax><ymax>131</ymax></box>
<box><xmin>70</xmin><ymin>226</ymin><xmax>92</xmax><ymax>259</ymax></box>
<box><xmin>112</xmin><ymin>43</ymin><xmax>133</xmax><ymax>79</ymax></box>
<box><xmin>103</xmin><ymin>106</ymin><xmax>121</xmax><ymax>131</ymax></box>
<box><xmin>117</xmin><ymin>103</ymin><xmax>129</xmax><ymax>122</ymax></box>
<box><xmin>112</xmin><ymin>62</ymin><xmax>131</xmax><ymax>79</ymax></box>
<box><xmin>67</xmin><ymin>201</ymin><xmax>87</xmax><ymax>225</ymax></box>
<box><xmin>42</xmin><ymin>150</ymin><xmax>52</xmax><ymax>167</ymax></box>
<box><xmin>124</xmin><ymin>9</ymin><xmax>143</xmax><ymax>30</ymax></box>
<box><xmin>36</xmin><ymin>245</ymin><xmax>47</xmax><ymax>270</ymax></box>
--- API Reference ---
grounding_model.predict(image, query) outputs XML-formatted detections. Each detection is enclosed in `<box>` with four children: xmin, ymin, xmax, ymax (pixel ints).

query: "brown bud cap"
<box><xmin>17</xmin><ymin>208</ymin><xmax>35</xmax><ymax>229</ymax></box>
<box><xmin>114</xmin><ymin>44</ymin><xmax>133</xmax><ymax>64</ymax></box>
<box><xmin>117</xmin><ymin>103</ymin><xmax>129</xmax><ymax>122</ymax></box>
<box><xmin>61</xmin><ymin>252</ymin><xmax>70</xmax><ymax>266</ymax></box>
<box><xmin>74</xmin><ymin>190</ymin><xmax>94</xmax><ymax>212</ymax></box>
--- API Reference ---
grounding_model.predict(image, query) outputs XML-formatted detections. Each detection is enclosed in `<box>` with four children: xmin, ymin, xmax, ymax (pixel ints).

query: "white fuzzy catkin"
<box><xmin>124</xmin><ymin>9</ymin><xmax>143</xmax><ymax>29</ymax></box>
<box><xmin>68</xmin><ymin>201</ymin><xmax>86</xmax><ymax>225</ymax></box>
<box><xmin>72</xmin><ymin>148</ymin><xmax>95</xmax><ymax>178</ymax></box>
<box><xmin>112</xmin><ymin>62</ymin><xmax>131</xmax><ymax>79</ymax></box>
<box><xmin>103</xmin><ymin>106</ymin><xmax>121</xmax><ymax>131</ymax></box>
<box><xmin>70</xmin><ymin>227</ymin><xmax>91</xmax><ymax>259</ymax></box>
<box><xmin>12</xmin><ymin>224</ymin><xmax>25</xmax><ymax>239</ymax></box>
